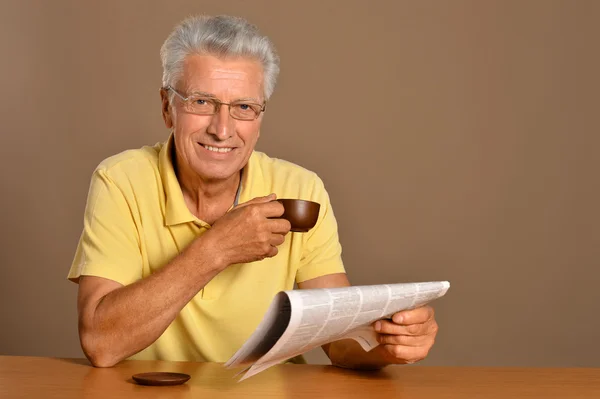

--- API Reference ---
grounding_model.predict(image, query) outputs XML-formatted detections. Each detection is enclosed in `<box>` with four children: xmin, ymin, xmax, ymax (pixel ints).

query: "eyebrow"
<box><xmin>235</xmin><ymin>96</ymin><xmax>262</xmax><ymax>103</ymax></box>
<box><xmin>188</xmin><ymin>90</ymin><xmax>262</xmax><ymax>104</ymax></box>
<box><xmin>188</xmin><ymin>90</ymin><xmax>216</xmax><ymax>98</ymax></box>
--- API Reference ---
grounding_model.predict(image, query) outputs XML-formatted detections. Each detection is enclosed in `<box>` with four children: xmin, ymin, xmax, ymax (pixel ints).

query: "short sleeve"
<box><xmin>68</xmin><ymin>167</ymin><xmax>143</xmax><ymax>286</ymax></box>
<box><xmin>295</xmin><ymin>176</ymin><xmax>345</xmax><ymax>283</ymax></box>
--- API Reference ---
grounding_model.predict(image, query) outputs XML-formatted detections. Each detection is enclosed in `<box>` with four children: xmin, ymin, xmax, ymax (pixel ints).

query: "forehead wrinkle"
<box><xmin>209</xmin><ymin>70</ymin><xmax>250</xmax><ymax>80</ymax></box>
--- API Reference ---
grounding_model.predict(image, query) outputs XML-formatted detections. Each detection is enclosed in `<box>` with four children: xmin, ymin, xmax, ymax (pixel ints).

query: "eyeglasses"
<box><xmin>165</xmin><ymin>86</ymin><xmax>266</xmax><ymax>121</ymax></box>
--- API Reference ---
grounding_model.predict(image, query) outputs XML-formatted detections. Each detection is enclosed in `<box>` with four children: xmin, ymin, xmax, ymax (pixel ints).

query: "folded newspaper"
<box><xmin>225</xmin><ymin>280</ymin><xmax>450</xmax><ymax>381</ymax></box>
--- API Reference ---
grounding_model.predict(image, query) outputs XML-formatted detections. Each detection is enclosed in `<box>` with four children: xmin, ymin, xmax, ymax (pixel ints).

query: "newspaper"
<box><xmin>224</xmin><ymin>281</ymin><xmax>450</xmax><ymax>381</ymax></box>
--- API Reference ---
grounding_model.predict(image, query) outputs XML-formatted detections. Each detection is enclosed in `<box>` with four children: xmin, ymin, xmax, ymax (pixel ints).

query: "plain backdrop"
<box><xmin>1</xmin><ymin>0</ymin><xmax>598</xmax><ymax>366</ymax></box>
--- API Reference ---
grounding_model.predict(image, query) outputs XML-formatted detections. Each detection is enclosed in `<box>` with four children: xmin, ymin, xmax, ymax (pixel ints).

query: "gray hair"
<box><xmin>160</xmin><ymin>15</ymin><xmax>280</xmax><ymax>100</ymax></box>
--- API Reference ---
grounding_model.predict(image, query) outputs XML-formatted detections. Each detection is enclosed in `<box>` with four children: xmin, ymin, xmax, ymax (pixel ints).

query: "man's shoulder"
<box><xmin>95</xmin><ymin>142</ymin><xmax>164</xmax><ymax>181</ymax></box>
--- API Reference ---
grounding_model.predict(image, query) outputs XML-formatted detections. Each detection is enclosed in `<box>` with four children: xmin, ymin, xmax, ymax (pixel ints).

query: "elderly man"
<box><xmin>68</xmin><ymin>15</ymin><xmax>438</xmax><ymax>369</ymax></box>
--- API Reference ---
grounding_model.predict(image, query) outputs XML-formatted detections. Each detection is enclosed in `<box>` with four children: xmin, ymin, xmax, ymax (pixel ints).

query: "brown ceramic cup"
<box><xmin>276</xmin><ymin>199</ymin><xmax>321</xmax><ymax>233</ymax></box>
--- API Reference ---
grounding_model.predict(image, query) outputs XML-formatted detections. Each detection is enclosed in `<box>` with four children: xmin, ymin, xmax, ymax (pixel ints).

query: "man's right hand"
<box><xmin>200</xmin><ymin>193</ymin><xmax>292</xmax><ymax>269</ymax></box>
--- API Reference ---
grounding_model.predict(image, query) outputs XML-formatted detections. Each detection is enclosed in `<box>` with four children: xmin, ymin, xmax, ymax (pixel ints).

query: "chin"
<box><xmin>194</xmin><ymin>165</ymin><xmax>240</xmax><ymax>181</ymax></box>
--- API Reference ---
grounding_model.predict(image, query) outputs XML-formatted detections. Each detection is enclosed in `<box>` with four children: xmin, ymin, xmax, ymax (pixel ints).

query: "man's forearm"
<box><xmin>80</xmin><ymin>234</ymin><xmax>224</xmax><ymax>367</ymax></box>
<box><xmin>324</xmin><ymin>339</ymin><xmax>392</xmax><ymax>370</ymax></box>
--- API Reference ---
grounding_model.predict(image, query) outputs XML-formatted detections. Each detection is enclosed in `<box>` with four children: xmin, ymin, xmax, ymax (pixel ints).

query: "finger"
<box><xmin>236</xmin><ymin>193</ymin><xmax>276</xmax><ymax>209</ymax></box>
<box><xmin>266</xmin><ymin>244</ymin><xmax>279</xmax><ymax>258</ymax></box>
<box><xmin>260</xmin><ymin>200</ymin><xmax>286</xmax><ymax>218</ymax></box>
<box><xmin>392</xmin><ymin>305</ymin><xmax>435</xmax><ymax>325</ymax></box>
<box><xmin>381</xmin><ymin>344</ymin><xmax>430</xmax><ymax>364</ymax></box>
<box><xmin>269</xmin><ymin>233</ymin><xmax>286</xmax><ymax>247</ymax></box>
<box><xmin>374</xmin><ymin>319</ymin><xmax>437</xmax><ymax>336</ymax></box>
<box><xmin>378</xmin><ymin>333</ymin><xmax>432</xmax><ymax>347</ymax></box>
<box><xmin>268</xmin><ymin>218</ymin><xmax>292</xmax><ymax>234</ymax></box>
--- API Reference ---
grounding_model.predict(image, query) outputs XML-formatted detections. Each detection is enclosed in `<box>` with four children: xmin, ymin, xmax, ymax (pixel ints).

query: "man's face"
<box><xmin>163</xmin><ymin>54</ymin><xmax>265</xmax><ymax>182</ymax></box>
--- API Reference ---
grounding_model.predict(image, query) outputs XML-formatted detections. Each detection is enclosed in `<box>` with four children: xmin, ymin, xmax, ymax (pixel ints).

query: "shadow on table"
<box><xmin>56</xmin><ymin>358</ymin><xmax>92</xmax><ymax>367</ymax></box>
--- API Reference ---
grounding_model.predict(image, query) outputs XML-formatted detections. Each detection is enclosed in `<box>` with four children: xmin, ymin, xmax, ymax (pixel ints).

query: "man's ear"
<box><xmin>160</xmin><ymin>88</ymin><xmax>173</xmax><ymax>129</ymax></box>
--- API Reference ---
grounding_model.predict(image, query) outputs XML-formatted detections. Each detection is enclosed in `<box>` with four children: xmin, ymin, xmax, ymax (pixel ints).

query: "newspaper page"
<box><xmin>226</xmin><ymin>281</ymin><xmax>450</xmax><ymax>381</ymax></box>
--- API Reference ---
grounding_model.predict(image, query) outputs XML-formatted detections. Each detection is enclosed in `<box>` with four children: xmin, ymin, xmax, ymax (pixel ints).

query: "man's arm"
<box><xmin>77</xmin><ymin>195</ymin><xmax>291</xmax><ymax>367</ymax></box>
<box><xmin>297</xmin><ymin>273</ymin><xmax>439</xmax><ymax>369</ymax></box>
<box><xmin>77</xmin><ymin>233</ymin><xmax>222</xmax><ymax>368</ymax></box>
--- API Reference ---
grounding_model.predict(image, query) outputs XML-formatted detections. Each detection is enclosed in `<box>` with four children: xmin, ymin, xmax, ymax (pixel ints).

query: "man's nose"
<box><xmin>207</xmin><ymin>105</ymin><xmax>233</xmax><ymax>139</ymax></box>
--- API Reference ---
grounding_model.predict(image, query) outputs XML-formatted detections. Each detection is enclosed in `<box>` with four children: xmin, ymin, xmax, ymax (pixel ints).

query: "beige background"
<box><xmin>1</xmin><ymin>0</ymin><xmax>598</xmax><ymax>367</ymax></box>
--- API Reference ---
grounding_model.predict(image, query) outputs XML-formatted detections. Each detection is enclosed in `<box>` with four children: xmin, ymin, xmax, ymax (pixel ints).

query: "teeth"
<box><xmin>203</xmin><ymin>144</ymin><xmax>233</xmax><ymax>153</ymax></box>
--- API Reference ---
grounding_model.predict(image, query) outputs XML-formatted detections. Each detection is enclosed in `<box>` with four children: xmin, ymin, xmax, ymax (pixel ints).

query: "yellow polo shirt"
<box><xmin>68</xmin><ymin>134</ymin><xmax>345</xmax><ymax>362</ymax></box>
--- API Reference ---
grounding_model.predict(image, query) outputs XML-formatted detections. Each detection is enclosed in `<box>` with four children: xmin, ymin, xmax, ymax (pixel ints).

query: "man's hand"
<box><xmin>372</xmin><ymin>305</ymin><xmax>438</xmax><ymax>364</ymax></box>
<box><xmin>202</xmin><ymin>193</ymin><xmax>291</xmax><ymax>268</ymax></box>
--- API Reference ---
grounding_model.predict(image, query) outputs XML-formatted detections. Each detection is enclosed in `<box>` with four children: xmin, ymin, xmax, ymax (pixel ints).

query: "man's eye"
<box><xmin>195</xmin><ymin>99</ymin><xmax>207</xmax><ymax>105</ymax></box>
<box><xmin>235</xmin><ymin>104</ymin><xmax>256</xmax><ymax>112</ymax></box>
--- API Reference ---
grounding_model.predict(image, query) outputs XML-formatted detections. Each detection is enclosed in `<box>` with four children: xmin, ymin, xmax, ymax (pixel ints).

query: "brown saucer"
<box><xmin>132</xmin><ymin>372</ymin><xmax>191</xmax><ymax>386</ymax></box>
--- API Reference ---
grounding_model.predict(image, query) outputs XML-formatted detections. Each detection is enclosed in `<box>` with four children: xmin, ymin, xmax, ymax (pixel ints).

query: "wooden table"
<box><xmin>1</xmin><ymin>356</ymin><xmax>599</xmax><ymax>398</ymax></box>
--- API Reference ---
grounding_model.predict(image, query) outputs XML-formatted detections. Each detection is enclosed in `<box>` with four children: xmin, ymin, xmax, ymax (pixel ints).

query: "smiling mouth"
<box><xmin>199</xmin><ymin>143</ymin><xmax>234</xmax><ymax>153</ymax></box>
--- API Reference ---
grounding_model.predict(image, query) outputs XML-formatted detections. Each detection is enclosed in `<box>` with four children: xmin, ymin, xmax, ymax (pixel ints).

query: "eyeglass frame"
<box><xmin>164</xmin><ymin>85</ymin><xmax>266</xmax><ymax>121</ymax></box>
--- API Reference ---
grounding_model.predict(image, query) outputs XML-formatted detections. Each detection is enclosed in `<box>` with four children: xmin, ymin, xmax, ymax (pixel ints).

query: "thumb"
<box><xmin>236</xmin><ymin>193</ymin><xmax>277</xmax><ymax>209</ymax></box>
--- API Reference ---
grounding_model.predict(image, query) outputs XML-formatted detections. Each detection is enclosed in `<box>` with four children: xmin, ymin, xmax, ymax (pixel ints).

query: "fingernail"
<box><xmin>374</xmin><ymin>321</ymin><xmax>381</xmax><ymax>331</ymax></box>
<box><xmin>395</xmin><ymin>315</ymin><xmax>404</xmax><ymax>324</ymax></box>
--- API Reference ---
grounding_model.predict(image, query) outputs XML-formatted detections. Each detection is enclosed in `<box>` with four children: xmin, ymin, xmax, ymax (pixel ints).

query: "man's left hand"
<box><xmin>373</xmin><ymin>305</ymin><xmax>438</xmax><ymax>364</ymax></box>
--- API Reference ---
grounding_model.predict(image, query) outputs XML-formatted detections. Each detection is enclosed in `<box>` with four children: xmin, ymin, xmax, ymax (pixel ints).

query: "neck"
<box><xmin>173</xmin><ymin>148</ymin><xmax>241</xmax><ymax>224</ymax></box>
